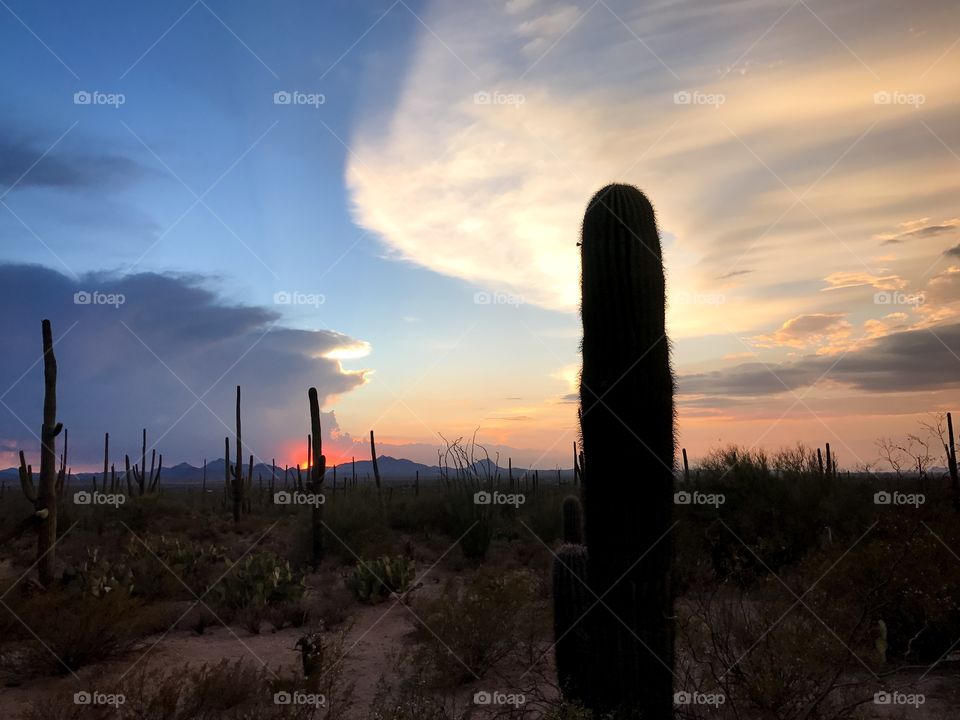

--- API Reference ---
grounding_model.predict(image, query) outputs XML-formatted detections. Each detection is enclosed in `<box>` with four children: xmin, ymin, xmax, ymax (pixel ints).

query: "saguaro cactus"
<box><xmin>308</xmin><ymin>388</ymin><xmax>326</xmax><ymax>562</ymax></box>
<box><xmin>576</xmin><ymin>184</ymin><xmax>675</xmax><ymax>717</ymax></box>
<box><xmin>15</xmin><ymin>320</ymin><xmax>62</xmax><ymax>585</ymax></box>
<box><xmin>229</xmin><ymin>386</ymin><xmax>244</xmax><ymax>522</ymax></box>
<box><xmin>126</xmin><ymin>428</ymin><xmax>161</xmax><ymax>495</ymax></box>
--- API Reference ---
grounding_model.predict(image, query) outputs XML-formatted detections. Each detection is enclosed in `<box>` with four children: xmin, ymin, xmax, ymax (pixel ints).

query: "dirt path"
<box><xmin>0</xmin><ymin>599</ymin><xmax>417</xmax><ymax>718</ymax></box>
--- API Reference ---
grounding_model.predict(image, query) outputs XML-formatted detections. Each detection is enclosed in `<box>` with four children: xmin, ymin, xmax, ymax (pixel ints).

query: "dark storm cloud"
<box><xmin>678</xmin><ymin>322</ymin><xmax>960</xmax><ymax>399</ymax></box>
<box><xmin>0</xmin><ymin>134</ymin><xmax>144</xmax><ymax>192</ymax></box>
<box><xmin>0</xmin><ymin>264</ymin><xmax>367</xmax><ymax>466</ymax></box>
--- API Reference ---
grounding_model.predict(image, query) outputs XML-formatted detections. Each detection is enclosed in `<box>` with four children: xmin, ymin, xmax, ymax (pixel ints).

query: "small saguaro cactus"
<box><xmin>561</xmin><ymin>495</ymin><xmax>584</xmax><ymax>545</ymax></box>
<box><xmin>576</xmin><ymin>184</ymin><xmax>675</xmax><ymax>717</ymax></box>
<box><xmin>553</xmin><ymin>495</ymin><xmax>589</xmax><ymax>700</ymax></box>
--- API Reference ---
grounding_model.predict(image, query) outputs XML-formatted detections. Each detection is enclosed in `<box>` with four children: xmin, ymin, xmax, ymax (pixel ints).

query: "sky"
<box><xmin>1</xmin><ymin>0</ymin><xmax>959</xmax><ymax>473</ymax></box>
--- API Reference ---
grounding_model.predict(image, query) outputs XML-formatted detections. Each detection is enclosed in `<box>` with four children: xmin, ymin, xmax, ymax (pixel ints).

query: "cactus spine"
<box><xmin>576</xmin><ymin>184</ymin><xmax>675</xmax><ymax>717</ymax></box>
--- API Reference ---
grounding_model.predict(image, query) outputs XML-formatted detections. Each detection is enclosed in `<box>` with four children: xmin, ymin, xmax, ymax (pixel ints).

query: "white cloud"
<box><xmin>346</xmin><ymin>0</ymin><xmax>960</xmax><ymax>341</ymax></box>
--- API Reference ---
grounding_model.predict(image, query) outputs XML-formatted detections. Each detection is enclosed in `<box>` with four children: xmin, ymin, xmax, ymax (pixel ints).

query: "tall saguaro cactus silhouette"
<box><xmin>308</xmin><ymin>387</ymin><xmax>326</xmax><ymax>563</ymax></box>
<box><xmin>577</xmin><ymin>184</ymin><xmax>675</xmax><ymax>718</ymax></box>
<box><xmin>15</xmin><ymin>320</ymin><xmax>62</xmax><ymax>585</ymax></box>
<box><xmin>228</xmin><ymin>385</ymin><xmax>245</xmax><ymax>522</ymax></box>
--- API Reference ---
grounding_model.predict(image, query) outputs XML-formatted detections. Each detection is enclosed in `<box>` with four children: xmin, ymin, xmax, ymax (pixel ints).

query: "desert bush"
<box><xmin>675</xmin><ymin>581</ymin><xmax>878</xmax><ymax>719</ymax></box>
<box><xmin>678</xmin><ymin>445</ymin><xmax>874</xmax><ymax>585</ymax></box>
<box><xmin>207</xmin><ymin>551</ymin><xmax>305</xmax><ymax>624</ymax></box>
<box><xmin>124</xmin><ymin>535</ymin><xmax>231</xmax><ymax>600</ymax></box>
<box><xmin>21</xmin><ymin>653</ymin><xmax>354</xmax><ymax>719</ymax></box>
<box><xmin>811</xmin><ymin>511</ymin><xmax>960</xmax><ymax>662</ymax></box>
<box><xmin>321</xmin><ymin>494</ymin><xmax>399</xmax><ymax>560</ymax></box>
<box><xmin>442</xmin><ymin>487</ymin><xmax>494</xmax><ymax>561</ymax></box>
<box><xmin>347</xmin><ymin>555</ymin><xmax>416</xmax><ymax>604</ymax></box>
<box><xmin>61</xmin><ymin>547</ymin><xmax>134</xmax><ymax>597</ymax></box>
<box><xmin>0</xmin><ymin>588</ymin><xmax>167</xmax><ymax>676</ymax></box>
<box><xmin>412</xmin><ymin>568</ymin><xmax>540</xmax><ymax>684</ymax></box>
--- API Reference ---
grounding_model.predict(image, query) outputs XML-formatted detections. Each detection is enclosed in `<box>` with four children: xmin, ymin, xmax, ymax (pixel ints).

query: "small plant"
<box><xmin>62</xmin><ymin>548</ymin><xmax>134</xmax><ymax>598</ymax></box>
<box><xmin>413</xmin><ymin>569</ymin><xmax>540</xmax><ymax>684</ymax></box>
<box><xmin>209</xmin><ymin>551</ymin><xmax>306</xmax><ymax>615</ymax></box>
<box><xmin>348</xmin><ymin>555</ymin><xmax>416</xmax><ymax>604</ymax></box>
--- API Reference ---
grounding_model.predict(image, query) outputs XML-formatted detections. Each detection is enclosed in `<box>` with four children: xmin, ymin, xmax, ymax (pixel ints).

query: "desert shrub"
<box><xmin>21</xmin><ymin>653</ymin><xmax>354</xmax><ymax>719</ymax></box>
<box><xmin>678</xmin><ymin>445</ymin><xmax>874</xmax><ymax>585</ymax></box>
<box><xmin>61</xmin><ymin>547</ymin><xmax>134</xmax><ymax>597</ymax></box>
<box><xmin>124</xmin><ymin>535</ymin><xmax>231</xmax><ymax>600</ymax></box>
<box><xmin>442</xmin><ymin>487</ymin><xmax>494</xmax><ymax>561</ymax></box>
<box><xmin>207</xmin><ymin>551</ymin><xmax>305</xmax><ymax>624</ymax></box>
<box><xmin>675</xmin><ymin>580</ymin><xmax>878</xmax><ymax>719</ymax></box>
<box><xmin>347</xmin><ymin>555</ymin><xmax>416</xmax><ymax>604</ymax></box>
<box><xmin>811</xmin><ymin>511</ymin><xmax>960</xmax><ymax>662</ymax></box>
<box><xmin>115</xmin><ymin>493</ymin><xmax>191</xmax><ymax>533</ymax></box>
<box><xmin>321</xmin><ymin>494</ymin><xmax>399</xmax><ymax>560</ymax></box>
<box><xmin>412</xmin><ymin>568</ymin><xmax>540</xmax><ymax>684</ymax></box>
<box><xmin>369</xmin><ymin>665</ymin><xmax>460</xmax><ymax>720</ymax></box>
<box><xmin>0</xmin><ymin>588</ymin><xmax>167</xmax><ymax>676</ymax></box>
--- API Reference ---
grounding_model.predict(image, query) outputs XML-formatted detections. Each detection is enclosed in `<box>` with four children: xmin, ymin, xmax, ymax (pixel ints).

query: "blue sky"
<box><xmin>2</xmin><ymin>0</ymin><xmax>960</xmax><ymax>471</ymax></box>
